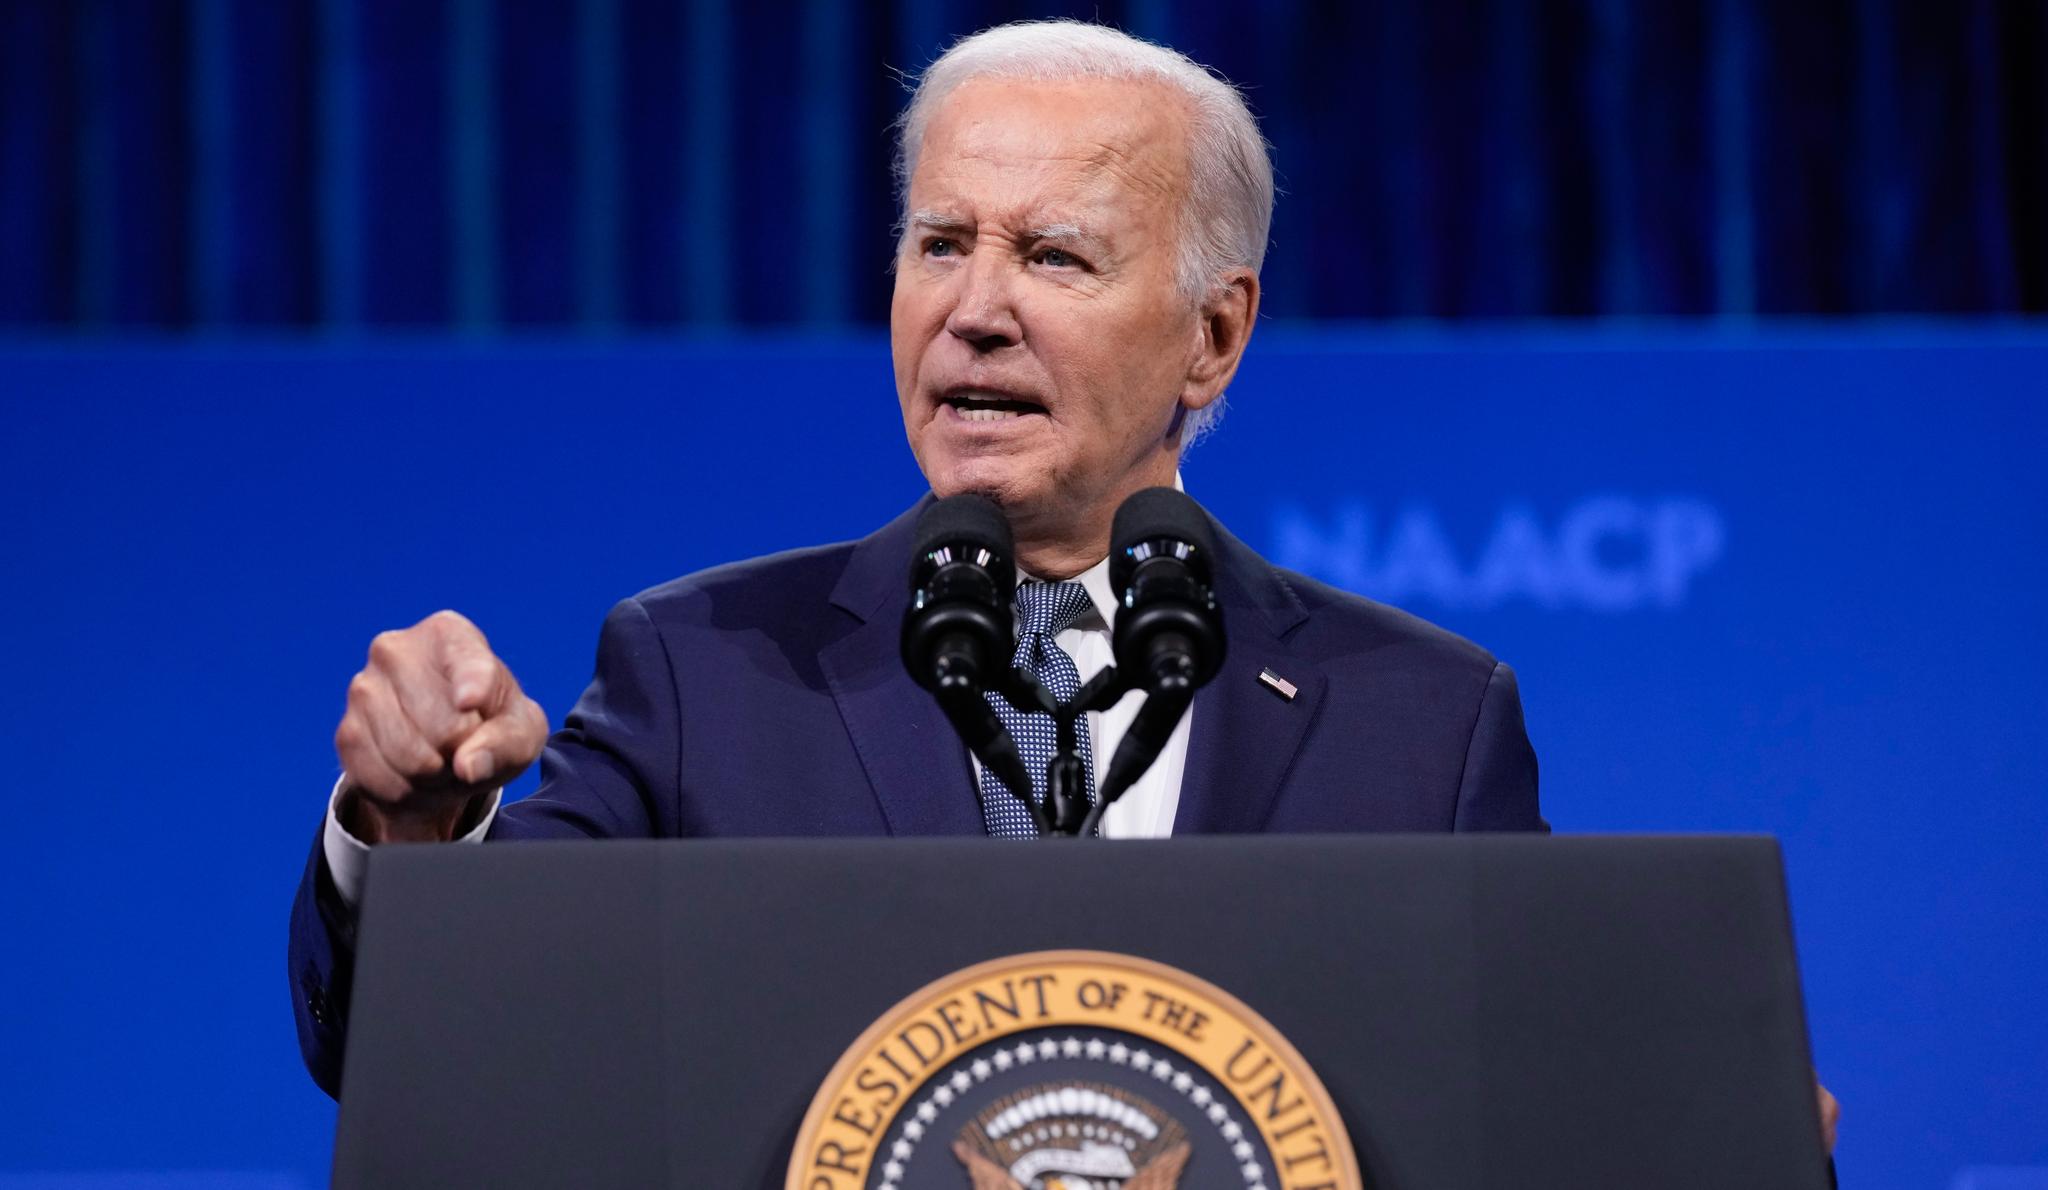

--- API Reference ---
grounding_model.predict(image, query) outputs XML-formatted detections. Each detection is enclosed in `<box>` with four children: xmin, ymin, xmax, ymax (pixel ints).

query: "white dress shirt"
<box><xmin>324</xmin><ymin>556</ymin><xmax>1193</xmax><ymax>908</ymax></box>
<box><xmin>979</xmin><ymin>557</ymin><xmax>1190</xmax><ymax>840</ymax></box>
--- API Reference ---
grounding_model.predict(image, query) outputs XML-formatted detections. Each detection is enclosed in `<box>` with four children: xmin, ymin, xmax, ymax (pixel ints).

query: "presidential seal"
<box><xmin>788</xmin><ymin>951</ymin><xmax>1360</xmax><ymax>1190</ymax></box>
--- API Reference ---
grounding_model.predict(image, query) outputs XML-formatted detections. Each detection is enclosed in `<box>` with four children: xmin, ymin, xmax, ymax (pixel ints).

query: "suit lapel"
<box><xmin>1174</xmin><ymin>519</ymin><xmax>1325</xmax><ymax>835</ymax></box>
<box><xmin>818</xmin><ymin>499</ymin><xmax>984</xmax><ymax>837</ymax></box>
<box><xmin>817</xmin><ymin>498</ymin><xmax>1321</xmax><ymax>837</ymax></box>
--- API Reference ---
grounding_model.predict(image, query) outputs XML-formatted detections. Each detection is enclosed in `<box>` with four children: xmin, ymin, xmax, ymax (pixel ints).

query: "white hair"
<box><xmin>895</xmin><ymin>20</ymin><xmax>1275</xmax><ymax>443</ymax></box>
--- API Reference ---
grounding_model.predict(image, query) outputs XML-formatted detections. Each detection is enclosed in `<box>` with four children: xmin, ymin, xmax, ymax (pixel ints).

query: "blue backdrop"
<box><xmin>0</xmin><ymin>326</ymin><xmax>2042</xmax><ymax>1188</ymax></box>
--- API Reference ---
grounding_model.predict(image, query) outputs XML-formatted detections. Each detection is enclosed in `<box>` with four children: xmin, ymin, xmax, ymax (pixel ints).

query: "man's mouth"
<box><xmin>941</xmin><ymin>389</ymin><xmax>1047</xmax><ymax>423</ymax></box>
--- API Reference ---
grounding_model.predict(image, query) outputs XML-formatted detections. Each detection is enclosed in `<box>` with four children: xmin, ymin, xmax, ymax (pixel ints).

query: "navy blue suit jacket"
<box><xmin>289</xmin><ymin>500</ymin><xmax>1544</xmax><ymax>1095</ymax></box>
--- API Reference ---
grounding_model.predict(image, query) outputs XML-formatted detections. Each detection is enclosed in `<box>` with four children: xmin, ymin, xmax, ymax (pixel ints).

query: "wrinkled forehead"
<box><xmin>906</xmin><ymin>76</ymin><xmax>1193</xmax><ymax>228</ymax></box>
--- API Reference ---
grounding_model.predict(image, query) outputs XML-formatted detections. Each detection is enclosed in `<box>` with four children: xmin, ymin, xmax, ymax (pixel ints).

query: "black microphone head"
<box><xmin>911</xmin><ymin>493</ymin><xmax>1014</xmax><ymax>585</ymax></box>
<box><xmin>904</xmin><ymin>494</ymin><xmax>1015</xmax><ymax>693</ymax></box>
<box><xmin>1110</xmin><ymin>487</ymin><xmax>1224</xmax><ymax>691</ymax></box>
<box><xmin>1109</xmin><ymin>487</ymin><xmax>1216</xmax><ymax>592</ymax></box>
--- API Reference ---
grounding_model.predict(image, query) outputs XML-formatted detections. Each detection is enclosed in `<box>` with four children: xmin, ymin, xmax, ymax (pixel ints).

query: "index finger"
<box><xmin>426</xmin><ymin>611</ymin><xmax>501</xmax><ymax>711</ymax></box>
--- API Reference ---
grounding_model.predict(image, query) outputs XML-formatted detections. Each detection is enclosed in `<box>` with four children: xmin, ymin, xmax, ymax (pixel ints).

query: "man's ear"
<box><xmin>1183</xmin><ymin>270</ymin><xmax>1260</xmax><ymax>412</ymax></box>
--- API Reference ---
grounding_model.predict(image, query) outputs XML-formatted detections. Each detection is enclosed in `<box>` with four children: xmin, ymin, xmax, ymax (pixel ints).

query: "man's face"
<box><xmin>890</xmin><ymin>76</ymin><xmax>1212</xmax><ymax>546</ymax></box>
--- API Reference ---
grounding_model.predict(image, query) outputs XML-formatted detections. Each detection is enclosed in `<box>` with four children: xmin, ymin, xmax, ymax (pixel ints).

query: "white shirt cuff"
<box><xmin>321</xmin><ymin>777</ymin><xmax>502</xmax><ymax>910</ymax></box>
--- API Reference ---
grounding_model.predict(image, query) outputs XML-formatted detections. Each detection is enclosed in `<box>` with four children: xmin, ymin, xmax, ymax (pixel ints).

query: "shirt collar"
<box><xmin>1069</xmin><ymin>558</ymin><xmax>1117</xmax><ymax>632</ymax></box>
<box><xmin>1015</xmin><ymin>557</ymin><xmax>1114</xmax><ymax>631</ymax></box>
<box><xmin>1012</xmin><ymin>471</ymin><xmax>1183</xmax><ymax>632</ymax></box>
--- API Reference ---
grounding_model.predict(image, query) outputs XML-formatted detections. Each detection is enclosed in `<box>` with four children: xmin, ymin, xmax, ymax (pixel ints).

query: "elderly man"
<box><xmin>290</xmin><ymin>19</ymin><xmax>1834</xmax><ymax>1155</ymax></box>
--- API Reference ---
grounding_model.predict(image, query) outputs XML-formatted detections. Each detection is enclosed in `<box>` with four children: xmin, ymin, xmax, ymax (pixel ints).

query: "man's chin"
<box><xmin>923</xmin><ymin>459</ymin><xmax>1053</xmax><ymax>514</ymax></box>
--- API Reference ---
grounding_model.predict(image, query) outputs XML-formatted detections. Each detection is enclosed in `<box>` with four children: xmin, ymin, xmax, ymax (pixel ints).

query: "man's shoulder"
<box><xmin>609</xmin><ymin>500</ymin><xmax>920</xmax><ymax>644</ymax></box>
<box><xmin>624</xmin><ymin>537</ymin><xmax>865</xmax><ymax>632</ymax></box>
<box><xmin>1270</xmin><ymin>563</ymin><xmax>1502</xmax><ymax>680</ymax></box>
<box><xmin>641</xmin><ymin>537</ymin><xmax>861</xmax><ymax>600</ymax></box>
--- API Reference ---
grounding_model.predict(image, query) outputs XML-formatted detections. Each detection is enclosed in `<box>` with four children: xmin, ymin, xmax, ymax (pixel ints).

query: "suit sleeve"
<box><xmin>288</xmin><ymin>821</ymin><xmax>358</xmax><ymax>1098</ymax></box>
<box><xmin>489</xmin><ymin>595</ymin><xmax>677</xmax><ymax>840</ymax></box>
<box><xmin>285</xmin><ymin>595</ymin><xmax>680</xmax><ymax>1095</ymax></box>
<box><xmin>1452</xmin><ymin>661</ymin><xmax>1548</xmax><ymax>833</ymax></box>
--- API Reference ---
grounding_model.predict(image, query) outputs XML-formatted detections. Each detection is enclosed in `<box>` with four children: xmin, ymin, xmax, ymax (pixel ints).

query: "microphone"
<box><xmin>1095</xmin><ymin>488</ymin><xmax>1226</xmax><ymax>810</ymax></box>
<box><xmin>901</xmin><ymin>495</ymin><xmax>1035</xmax><ymax>804</ymax></box>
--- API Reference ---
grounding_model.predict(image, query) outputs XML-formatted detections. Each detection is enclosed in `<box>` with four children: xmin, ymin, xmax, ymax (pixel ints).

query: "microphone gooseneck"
<box><xmin>902</xmin><ymin>488</ymin><xmax>1230</xmax><ymax>839</ymax></box>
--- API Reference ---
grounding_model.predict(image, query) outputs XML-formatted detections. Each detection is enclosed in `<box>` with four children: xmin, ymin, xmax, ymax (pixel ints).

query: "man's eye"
<box><xmin>925</xmin><ymin>239</ymin><xmax>960</xmax><ymax>258</ymax></box>
<box><xmin>1037</xmin><ymin>248</ymin><xmax>1080</xmax><ymax>268</ymax></box>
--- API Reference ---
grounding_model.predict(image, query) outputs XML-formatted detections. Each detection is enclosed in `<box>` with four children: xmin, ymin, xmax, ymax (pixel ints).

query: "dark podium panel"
<box><xmin>335</xmin><ymin>836</ymin><xmax>1830</xmax><ymax>1189</ymax></box>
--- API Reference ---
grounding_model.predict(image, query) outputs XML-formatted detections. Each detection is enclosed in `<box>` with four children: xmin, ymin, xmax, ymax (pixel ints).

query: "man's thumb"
<box><xmin>452</xmin><ymin>698</ymin><xmax>544</xmax><ymax>785</ymax></box>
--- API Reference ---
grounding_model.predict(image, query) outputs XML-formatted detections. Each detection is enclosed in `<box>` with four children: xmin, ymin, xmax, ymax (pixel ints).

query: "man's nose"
<box><xmin>944</xmin><ymin>253</ymin><xmax>1022</xmax><ymax>352</ymax></box>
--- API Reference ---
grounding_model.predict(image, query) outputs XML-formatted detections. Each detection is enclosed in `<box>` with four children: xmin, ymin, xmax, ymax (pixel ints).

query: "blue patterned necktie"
<box><xmin>978</xmin><ymin>580</ymin><xmax>1098</xmax><ymax>838</ymax></box>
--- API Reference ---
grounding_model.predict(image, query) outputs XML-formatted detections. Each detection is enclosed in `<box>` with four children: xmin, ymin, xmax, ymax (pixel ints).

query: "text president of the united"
<box><xmin>288</xmin><ymin>18</ymin><xmax>1838</xmax><ymax>1155</ymax></box>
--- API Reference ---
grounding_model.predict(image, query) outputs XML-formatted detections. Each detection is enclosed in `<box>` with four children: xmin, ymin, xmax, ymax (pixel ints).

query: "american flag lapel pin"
<box><xmin>1257</xmin><ymin>667</ymin><xmax>1298</xmax><ymax>701</ymax></box>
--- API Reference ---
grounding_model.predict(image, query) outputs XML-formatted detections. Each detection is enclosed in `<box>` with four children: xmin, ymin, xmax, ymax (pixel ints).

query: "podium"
<box><xmin>333</xmin><ymin>835</ymin><xmax>1831</xmax><ymax>1189</ymax></box>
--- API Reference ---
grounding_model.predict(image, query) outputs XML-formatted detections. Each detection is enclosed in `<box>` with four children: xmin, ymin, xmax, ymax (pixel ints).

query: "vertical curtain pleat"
<box><xmin>221</xmin><ymin>0</ymin><xmax>317</xmax><ymax>325</ymax></box>
<box><xmin>2009</xmin><ymin>2</ymin><xmax>2048</xmax><ymax>310</ymax></box>
<box><xmin>315</xmin><ymin>0</ymin><xmax>364</xmax><ymax>327</ymax></box>
<box><xmin>0</xmin><ymin>2</ymin><xmax>72</xmax><ymax>322</ymax></box>
<box><xmin>497</xmin><ymin>1</ymin><xmax>571</xmax><ymax>325</ymax></box>
<box><xmin>358</xmin><ymin>0</ymin><xmax>449</xmax><ymax>324</ymax></box>
<box><xmin>188</xmin><ymin>0</ymin><xmax>231</xmax><ymax>325</ymax></box>
<box><xmin>576</xmin><ymin>0</ymin><xmax>621</xmax><ymax>328</ymax></box>
<box><xmin>617</xmin><ymin>0</ymin><xmax>681</xmax><ymax>326</ymax></box>
<box><xmin>1710</xmin><ymin>0</ymin><xmax>1757</xmax><ymax>317</ymax></box>
<box><xmin>449</xmin><ymin>0</ymin><xmax>498</xmax><ymax>330</ymax></box>
<box><xmin>680</xmin><ymin>0</ymin><xmax>733</xmax><ymax>325</ymax></box>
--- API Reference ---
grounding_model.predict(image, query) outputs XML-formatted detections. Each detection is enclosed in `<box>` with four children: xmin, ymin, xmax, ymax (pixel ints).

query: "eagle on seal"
<box><xmin>950</xmin><ymin>1082</ymin><xmax>1193</xmax><ymax>1190</ymax></box>
<box><xmin>952</xmin><ymin>1138</ymin><xmax>1191</xmax><ymax>1190</ymax></box>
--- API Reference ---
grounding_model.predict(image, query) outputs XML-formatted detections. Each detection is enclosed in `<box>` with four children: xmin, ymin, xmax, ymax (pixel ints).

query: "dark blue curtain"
<box><xmin>1</xmin><ymin>0</ymin><xmax>2041</xmax><ymax>330</ymax></box>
